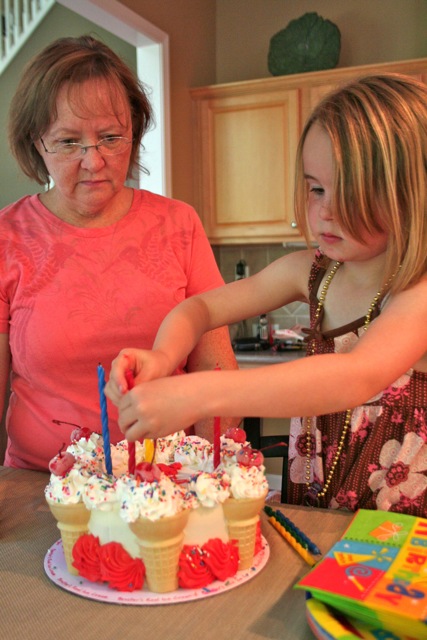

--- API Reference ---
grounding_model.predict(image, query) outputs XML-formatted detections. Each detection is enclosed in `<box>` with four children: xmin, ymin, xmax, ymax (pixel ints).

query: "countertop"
<box><xmin>235</xmin><ymin>347</ymin><xmax>306</xmax><ymax>367</ymax></box>
<box><xmin>0</xmin><ymin>465</ymin><xmax>353</xmax><ymax>640</ymax></box>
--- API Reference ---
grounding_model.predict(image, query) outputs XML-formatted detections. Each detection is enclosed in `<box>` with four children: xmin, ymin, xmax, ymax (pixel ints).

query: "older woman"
<box><xmin>1</xmin><ymin>35</ymin><xmax>237</xmax><ymax>471</ymax></box>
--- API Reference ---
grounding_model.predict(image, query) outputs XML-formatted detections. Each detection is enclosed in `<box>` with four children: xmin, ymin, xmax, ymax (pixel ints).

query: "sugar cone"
<box><xmin>46</xmin><ymin>499</ymin><xmax>91</xmax><ymax>575</ymax></box>
<box><xmin>223</xmin><ymin>492</ymin><xmax>267</xmax><ymax>570</ymax></box>
<box><xmin>129</xmin><ymin>510</ymin><xmax>190</xmax><ymax>593</ymax></box>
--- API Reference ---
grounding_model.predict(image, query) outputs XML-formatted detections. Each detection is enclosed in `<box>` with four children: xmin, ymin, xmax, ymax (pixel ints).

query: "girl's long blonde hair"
<box><xmin>295</xmin><ymin>73</ymin><xmax>427</xmax><ymax>293</ymax></box>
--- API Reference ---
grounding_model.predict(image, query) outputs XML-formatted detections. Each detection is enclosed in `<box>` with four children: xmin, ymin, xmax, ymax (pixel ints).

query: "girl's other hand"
<box><xmin>105</xmin><ymin>348</ymin><xmax>172</xmax><ymax>405</ymax></box>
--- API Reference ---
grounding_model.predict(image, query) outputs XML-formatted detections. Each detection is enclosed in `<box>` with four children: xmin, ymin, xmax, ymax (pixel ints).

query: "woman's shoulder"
<box><xmin>0</xmin><ymin>194</ymin><xmax>38</xmax><ymax>219</ymax></box>
<box><xmin>135</xmin><ymin>189</ymin><xmax>196</xmax><ymax>213</ymax></box>
<box><xmin>133</xmin><ymin>189</ymin><xmax>203</xmax><ymax>229</ymax></box>
<box><xmin>0</xmin><ymin>195</ymin><xmax>43</xmax><ymax>235</ymax></box>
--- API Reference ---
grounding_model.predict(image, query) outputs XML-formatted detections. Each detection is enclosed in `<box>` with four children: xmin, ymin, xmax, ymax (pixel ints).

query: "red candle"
<box><xmin>125</xmin><ymin>369</ymin><xmax>136</xmax><ymax>475</ymax></box>
<box><xmin>213</xmin><ymin>364</ymin><xmax>221</xmax><ymax>469</ymax></box>
<box><xmin>214</xmin><ymin>416</ymin><xmax>221</xmax><ymax>469</ymax></box>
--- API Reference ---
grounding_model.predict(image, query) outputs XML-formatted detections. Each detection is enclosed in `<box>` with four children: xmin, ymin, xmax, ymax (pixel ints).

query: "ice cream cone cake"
<box><xmin>223</xmin><ymin>492</ymin><xmax>267</xmax><ymax>570</ymax></box>
<box><xmin>43</xmin><ymin>429</ymin><xmax>269</xmax><ymax>593</ymax></box>
<box><xmin>46</xmin><ymin>499</ymin><xmax>90</xmax><ymax>575</ymax></box>
<box><xmin>129</xmin><ymin>510</ymin><xmax>190</xmax><ymax>593</ymax></box>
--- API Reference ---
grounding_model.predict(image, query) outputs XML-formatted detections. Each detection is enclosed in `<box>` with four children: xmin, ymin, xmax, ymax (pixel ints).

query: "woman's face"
<box><xmin>302</xmin><ymin>122</ymin><xmax>388</xmax><ymax>263</ymax></box>
<box><xmin>35</xmin><ymin>78</ymin><xmax>133</xmax><ymax>225</ymax></box>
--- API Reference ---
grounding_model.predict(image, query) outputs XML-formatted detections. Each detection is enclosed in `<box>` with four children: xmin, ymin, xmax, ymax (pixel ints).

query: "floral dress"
<box><xmin>287</xmin><ymin>251</ymin><xmax>427</xmax><ymax>516</ymax></box>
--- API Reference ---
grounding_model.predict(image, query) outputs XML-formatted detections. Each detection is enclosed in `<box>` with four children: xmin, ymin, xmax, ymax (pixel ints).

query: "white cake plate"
<box><xmin>44</xmin><ymin>536</ymin><xmax>269</xmax><ymax>605</ymax></box>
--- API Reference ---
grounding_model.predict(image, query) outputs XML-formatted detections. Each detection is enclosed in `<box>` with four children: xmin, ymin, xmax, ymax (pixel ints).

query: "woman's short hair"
<box><xmin>294</xmin><ymin>73</ymin><xmax>427</xmax><ymax>292</ymax></box>
<box><xmin>8</xmin><ymin>35</ymin><xmax>154</xmax><ymax>184</ymax></box>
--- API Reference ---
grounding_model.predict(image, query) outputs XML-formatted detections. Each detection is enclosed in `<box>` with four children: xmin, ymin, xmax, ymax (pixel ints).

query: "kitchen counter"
<box><xmin>0</xmin><ymin>465</ymin><xmax>353</xmax><ymax>640</ymax></box>
<box><xmin>235</xmin><ymin>348</ymin><xmax>306</xmax><ymax>368</ymax></box>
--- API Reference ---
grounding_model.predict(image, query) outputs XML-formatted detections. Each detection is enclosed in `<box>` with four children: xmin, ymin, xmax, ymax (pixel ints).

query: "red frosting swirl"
<box><xmin>203</xmin><ymin>538</ymin><xmax>239</xmax><ymax>581</ymax></box>
<box><xmin>72</xmin><ymin>534</ymin><xmax>102</xmax><ymax>582</ymax></box>
<box><xmin>178</xmin><ymin>545</ymin><xmax>215</xmax><ymax>589</ymax></box>
<box><xmin>72</xmin><ymin>534</ymin><xmax>145</xmax><ymax>591</ymax></box>
<box><xmin>99</xmin><ymin>542</ymin><xmax>145</xmax><ymax>592</ymax></box>
<box><xmin>178</xmin><ymin>538</ymin><xmax>240</xmax><ymax>589</ymax></box>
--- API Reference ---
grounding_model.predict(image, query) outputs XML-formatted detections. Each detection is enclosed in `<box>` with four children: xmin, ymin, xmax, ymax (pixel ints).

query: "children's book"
<box><xmin>296</xmin><ymin>509</ymin><xmax>427</xmax><ymax>640</ymax></box>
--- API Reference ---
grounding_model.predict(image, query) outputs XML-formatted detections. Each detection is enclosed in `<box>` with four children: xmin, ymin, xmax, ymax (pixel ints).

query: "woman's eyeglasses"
<box><xmin>39</xmin><ymin>136</ymin><xmax>132</xmax><ymax>161</ymax></box>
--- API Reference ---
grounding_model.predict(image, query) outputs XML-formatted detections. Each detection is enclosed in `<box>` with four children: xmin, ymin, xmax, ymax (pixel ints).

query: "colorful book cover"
<box><xmin>296</xmin><ymin>509</ymin><xmax>427</xmax><ymax>639</ymax></box>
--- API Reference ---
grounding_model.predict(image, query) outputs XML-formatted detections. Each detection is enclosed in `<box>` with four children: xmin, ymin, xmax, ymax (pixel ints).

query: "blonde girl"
<box><xmin>106</xmin><ymin>74</ymin><xmax>427</xmax><ymax>516</ymax></box>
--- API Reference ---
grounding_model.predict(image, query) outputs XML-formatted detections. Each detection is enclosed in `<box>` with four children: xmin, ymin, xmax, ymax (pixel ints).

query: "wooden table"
<box><xmin>0</xmin><ymin>466</ymin><xmax>353</xmax><ymax>640</ymax></box>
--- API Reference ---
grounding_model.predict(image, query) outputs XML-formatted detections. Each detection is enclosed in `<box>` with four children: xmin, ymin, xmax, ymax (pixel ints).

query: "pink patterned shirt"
<box><xmin>0</xmin><ymin>190</ymin><xmax>224</xmax><ymax>470</ymax></box>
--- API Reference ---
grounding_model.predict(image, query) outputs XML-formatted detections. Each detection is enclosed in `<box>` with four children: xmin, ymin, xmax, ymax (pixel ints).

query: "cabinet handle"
<box><xmin>291</xmin><ymin>221</ymin><xmax>298</xmax><ymax>229</ymax></box>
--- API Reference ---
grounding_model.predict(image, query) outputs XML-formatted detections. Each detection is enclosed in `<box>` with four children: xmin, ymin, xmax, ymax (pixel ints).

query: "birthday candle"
<box><xmin>213</xmin><ymin>364</ymin><xmax>221</xmax><ymax>469</ymax></box>
<box><xmin>97</xmin><ymin>364</ymin><xmax>113</xmax><ymax>475</ymax></box>
<box><xmin>274</xmin><ymin>508</ymin><xmax>321</xmax><ymax>555</ymax></box>
<box><xmin>213</xmin><ymin>416</ymin><xmax>221</xmax><ymax>468</ymax></box>
<box><xmin>264</xmin><ymin>505</ymin><xmax>321</xmax><ymax>556</ymax></box>
<box><xmin>268</xmin><ymin>517</ymin><xmax>317</xmax><ymax>567</ymax></box>
<box><xmin>124</xmin><ymin>369</ymin><xmax>136</xmax><ymax>475</ymax></box>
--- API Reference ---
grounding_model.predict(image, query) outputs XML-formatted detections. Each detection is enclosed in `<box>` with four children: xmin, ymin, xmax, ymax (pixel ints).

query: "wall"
<box><xmin>216</xmin><ymin>0</ymin><xmax>427</xmax><ymax>83</ymax></box>
<box><xmin>0</xmin><ymin>3</ymin><xmax>137</xmax><ymax>208</ymax></box>
<box><xmin>101</xmin><ymin>0</ymin><xmax>217</xmax><ymax>206</ymax></box>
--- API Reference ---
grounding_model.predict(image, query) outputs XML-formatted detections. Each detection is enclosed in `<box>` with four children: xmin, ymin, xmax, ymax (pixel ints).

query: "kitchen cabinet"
<box><xmin>191</xmin><ymin>57</ymin><xmax>427</xmax><ymax>245</ymax></box>
<box><xmin>191</xmin><ymin>84</ymin><xmax>299</xmax><ymax>244</ymax></box>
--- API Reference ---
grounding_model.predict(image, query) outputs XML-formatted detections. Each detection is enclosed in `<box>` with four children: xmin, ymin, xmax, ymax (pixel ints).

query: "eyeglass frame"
<box><xmin>38</xmin><ymin>136</ymin><xmax>133</xmax><ymax>160</ymax></box>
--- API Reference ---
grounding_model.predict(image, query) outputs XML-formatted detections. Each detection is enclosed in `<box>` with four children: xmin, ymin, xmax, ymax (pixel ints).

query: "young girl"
<box><xmin>106</xmin><ymin>74</ymin><xmax>427</xmax><ymax>515</ymax></box>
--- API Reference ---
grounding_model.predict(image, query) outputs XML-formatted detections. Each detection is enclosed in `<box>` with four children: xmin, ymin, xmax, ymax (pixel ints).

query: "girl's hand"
<box><xmin>105</xmin><ymin>348</ymin><xmax>172</xmax><ymax>406</ymax></box>
<box><xmin>115</xmin><ymin>374</ymin><xmax>203</xmax><ymax>440</ymax></box>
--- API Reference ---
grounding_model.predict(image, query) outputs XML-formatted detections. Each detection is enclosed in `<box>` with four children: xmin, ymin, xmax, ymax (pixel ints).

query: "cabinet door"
<box><xmin>300</xmin><ymin>83</ymin><xmax>336</xmax><ymax>126</ymax></box>
<box><xmin>300</xmin><ymin>69</ymin><xmax>427</xmax><ymax>126</ymax></box>
<box><xmin>193</xmin><ymin>89</ymin><xmax>300</xmax><ymax>244</ymax></box>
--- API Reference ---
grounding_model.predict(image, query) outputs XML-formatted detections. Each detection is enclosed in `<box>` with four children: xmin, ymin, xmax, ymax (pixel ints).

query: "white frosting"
<box><xmin>110</xmin><ymin>440</ymin><xmax>146</xmax><ymax>477</ymax></box>
<box><xmin>154</xmin><ymin>430</ymin><xmax>186</xmax><ymax>464</ymax></box>
<box><xmin>117</xmin><ymin>475</ymin><xmax>186</xmax><ymax>522</ymax></box>
<box><xmin>220</xmin><ymin>435</ymin><xmax>249</xmax><ymax>454</ymax></box>
<box><xmin>67</xmin><ymin>432</ymin><xmax>101</xmax><ymax>456</ymax></box>
<box><xmin>220</xmin><ymin>436</ymin><xmax>249</xmax><ymax>470</ymax></box>
<box><xmin>174</xmin><ymin>436</ymin><xmax>213</xmax><ymax>472</ymax></box>
<box><xmin>188</xmin><ymin>471</ymin><xmax>230</xmax><ymax>508</ymax></box>
<box><xmin>66</xmin><ymin>433</ymin><xmax>104</xmax><ymax>472</ymax></box>
<box><xmin>183</xmin><ymin>504</ymin><xmax>229</xmax><ymax>546</ymax></box>
<box><xmin>227</xmin><ymin>464</ymin><xmax>269</xmax><ymax>499</ymax></box>
<box><xmin>82</xmin><ymin>474</ymin><xmax>118</xmax><ymax>510</ymax></box>
<box><xmin>88</xmin><ymin>503</ymin><xmax>140</xmax><ymax>557</ymax></box>
<box><xmin>44</xmin><ymin>464</ymin><xmax>92</xmax><ymax>504</ymax></box>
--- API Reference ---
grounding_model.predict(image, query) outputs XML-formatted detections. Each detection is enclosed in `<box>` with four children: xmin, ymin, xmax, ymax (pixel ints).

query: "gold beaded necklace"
<box><xmin>304</xmin><ymin>260</ymin><xmax>397</xmax><ymax>505</ymax></box>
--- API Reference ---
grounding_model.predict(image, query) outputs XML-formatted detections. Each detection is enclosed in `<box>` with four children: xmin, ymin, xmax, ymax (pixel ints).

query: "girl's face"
<box><xmin>302</xmin><ymin>122</ymin><xmax>388</xmax><ymax>263</ymax></box>
<box><xmin>35</xmin><ymin>78</ymin><xmax>133</xmax><ymax>224</ymax></box>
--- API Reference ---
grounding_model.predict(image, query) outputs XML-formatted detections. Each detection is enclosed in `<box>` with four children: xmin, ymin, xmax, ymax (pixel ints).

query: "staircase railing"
<box><xmin>1</xmin><ymin>0</ymin><xmax>55</xmax><ymax>75</ymax></box>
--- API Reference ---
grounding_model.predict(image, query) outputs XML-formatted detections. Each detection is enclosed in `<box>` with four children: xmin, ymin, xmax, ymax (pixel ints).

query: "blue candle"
<box><xmin>97</xmin><ymin>363</ymin><xmax>112</xmax><ymax>475</ymax></box>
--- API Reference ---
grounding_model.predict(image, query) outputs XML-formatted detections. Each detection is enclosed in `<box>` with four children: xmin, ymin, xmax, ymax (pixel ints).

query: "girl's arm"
<box><xmin>105</xmin><ymin>249</ymin><xmax>312</xmax><ymax>402</ymax></box>
<box><xmin>186</xmin><ymin>325</ymin><xmax>240</xmax><ymax>438</ymax></box>
<box><xmin>113</xmin><ymin>277</ymin><xmax>427</xmax><ymax>441</ymax></box>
